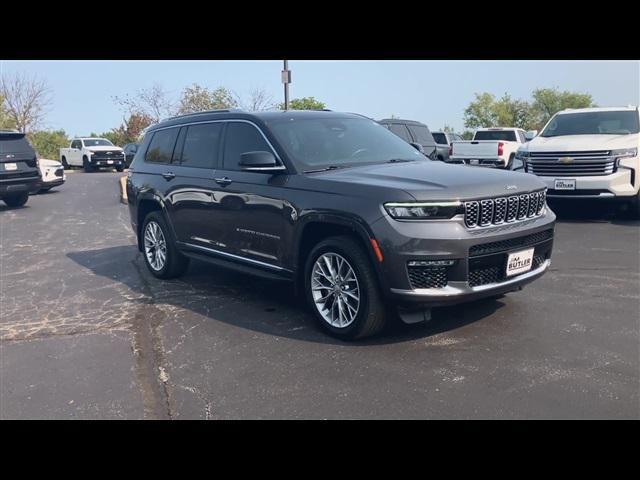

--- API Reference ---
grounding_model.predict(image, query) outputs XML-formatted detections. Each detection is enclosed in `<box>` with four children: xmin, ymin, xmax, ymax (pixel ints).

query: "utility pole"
<box><xmin>282</xmin><ymin>60</ymin><xmax>291</xmax><ymax>110</ymax></box>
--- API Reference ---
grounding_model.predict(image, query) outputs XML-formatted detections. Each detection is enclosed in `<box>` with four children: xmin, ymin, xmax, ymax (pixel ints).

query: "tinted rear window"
<box><xmin>178</xmin><ymin>123</ymin><xmax>223</xmax><ymax>169</ymax></box>
<box><xmin>474</xmin><ymin>130</ymin><xmax>517</xmax><ymax>141</ymax></box>
<box><xmin>432</xmin><ymin>132</ymin><xmax>448</xmax><ymax>144</ymax></box>
<box><xmin>407</xmin><ymin>125</ymin><xmax>434</xmax><ymax>144</ymax></box>
<box><xmin>145</xmin><ymin>128</ymin><xmax>179</xmax><ymax>164</ymax></box>
<box><xmin>0</xmin><ymin>134</ymin><xmax>34</xmax><ymax>154</ymax></box>
<box><xmin>387</xmin><ymin>124</ymin><xmax>412</xmax><ymax>142</ymax></box>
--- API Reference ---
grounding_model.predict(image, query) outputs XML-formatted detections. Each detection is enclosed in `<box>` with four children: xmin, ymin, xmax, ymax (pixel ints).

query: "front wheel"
<box><xmin>3</xmin><ymin>192</ymin><xmax>29</xmax><ymax>207</ymax></box>
<box><xmin>141</xmin><ymin>212</ymin><xmax>190</xmax><ymax>279</ymax></box>
<box><xmin>83</xmin><ymin>156</ymin><xmax>93</xmax><ymax>173</ymax></box>
<box><xmin>305</xmin><ymin>236</ymin><xmax>386</xmax><ymax>340</ymax></box>
<box><xmin>116</xmin><ymin>165</ymin><xmax>125</xmax><ymax>173</ymax></box>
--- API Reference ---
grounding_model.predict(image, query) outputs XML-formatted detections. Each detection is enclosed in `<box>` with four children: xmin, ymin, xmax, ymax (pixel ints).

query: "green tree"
<box><xmin>461</xmin><ymin>130</ymin><xmax>474</xmax><ymax>140</ymax></box>
<box><xmin>463</xmin><ymin>93</ymin><xmax>499</xmax><ymax>129</ymax></box>
<box><xmin>177</xmin><ymin>84</ymin><xmax>238</xmax><ymax>115</ymax></box>
<box><xmin>531</xmin><ymin>87</ymin><xmax>595</xmax><ymax>129</ymax></box>
<box><xmin>103</xmin><ymin>113</ymin><xmax>153</xmax><ymax>146</ymax></box>
<box><xmin>28</xmin><ymin>129</ymin><xmax>70</xmax><ymax>160</ymax></box>
<box><xmin>279</xmin><ymin>97</ymin><xmax>326</xmax><ymax>110</ymax></box>
<box><xmin>0</xmin><ymin>94</ymin><xmax>16</xmax><ymax>129</ymax></box>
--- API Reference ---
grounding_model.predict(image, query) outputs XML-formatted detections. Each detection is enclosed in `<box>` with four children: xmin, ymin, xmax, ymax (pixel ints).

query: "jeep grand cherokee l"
<box><xmin>127</xmin><ymin>109</ymin><xmax>556</xmax><ymax>340</ymax></box>
<box><xmin>1</xmin><ymin>130</ymin><xmax>42</xmax><ymax>207</ymax></box>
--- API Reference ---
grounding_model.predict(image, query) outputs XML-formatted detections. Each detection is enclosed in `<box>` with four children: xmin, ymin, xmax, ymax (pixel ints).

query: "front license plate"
<box><xmin>4</xmin><ymin>162</ymin><xmax>17</xmax><ymax>171</ymax></box>
<box><xmin>506</xmin><ymin>248</ymin><xmax>535</xmax><ymax>277</ymax></box>
<box><xmin>554</xmin><ymin>179</ymin><xmax>575</xmax><ymax>190</ymax></box>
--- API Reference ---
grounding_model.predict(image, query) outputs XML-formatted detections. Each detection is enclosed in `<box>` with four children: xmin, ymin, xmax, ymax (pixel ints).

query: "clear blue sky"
<box><xmin>1</xmin><ymin>60</ymin><xmax>638</xmax><ymax>137</ymax></box>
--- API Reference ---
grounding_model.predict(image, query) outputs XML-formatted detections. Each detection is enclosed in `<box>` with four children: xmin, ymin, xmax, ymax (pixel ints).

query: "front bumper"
<box><xmin>536</xmin><ymin>169</ymin><xmax>639</xmax><ymax>199</ymax></box>
<box><xmin>370</xmin><ymin>208</ymin><xmax>556</xmax><ymax>306</ymax></box>
<box><xmin>90</xmin><ymin>155</ymin><xmax>125</xmax><ymax>168</ymax></box>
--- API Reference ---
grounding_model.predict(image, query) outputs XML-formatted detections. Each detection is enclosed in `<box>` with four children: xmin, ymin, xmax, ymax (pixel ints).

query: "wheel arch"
<box><xmin>135</xmin><ymin>193</ymin><xmax>176</xmax><ymax>252</ymax></box>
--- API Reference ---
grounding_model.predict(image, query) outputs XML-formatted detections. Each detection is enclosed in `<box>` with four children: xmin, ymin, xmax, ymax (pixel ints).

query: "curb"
<box><xmin>119</xmin><ymin>176</ymin><xmax>128</xmax><ymax>204</ymax></box>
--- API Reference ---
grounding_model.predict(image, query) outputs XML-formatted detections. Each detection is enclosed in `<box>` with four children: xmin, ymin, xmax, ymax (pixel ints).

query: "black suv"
<box><xmin>127</xmin><ymin>110</ymin><xmax>555</xmax><ymax>339</ymax></box>
<box><xmin>1</xmin><ymin>130</ymin><xmax>42</xmax><ymax>207</ymax></box>
<box><xmin>378</xmin><ymin>118</ymin><xmax>438</xmax><ymax>160</ymax></box>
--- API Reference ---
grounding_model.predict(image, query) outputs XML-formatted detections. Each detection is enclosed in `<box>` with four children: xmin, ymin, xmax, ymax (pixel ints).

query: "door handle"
<box><xmin>214</xmin><ymin>176</ymin><xmax>232</xmax><ymax>186</ymax></box>
<box><xmin>162</xmin><ymin>172</ymin><xmax>176</xmax><ymax>180</ymax></box>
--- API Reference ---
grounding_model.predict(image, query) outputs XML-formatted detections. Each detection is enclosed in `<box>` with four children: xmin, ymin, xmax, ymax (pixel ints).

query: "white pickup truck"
<box><xmin>60</xmin><ymin>138</ymin><xmax>126</xmax><ymax>172</ymax></box>
<box><xmin>448</xmin><ymin>127</ymin><xmax>530</xmax><ymax>169</ymax></box>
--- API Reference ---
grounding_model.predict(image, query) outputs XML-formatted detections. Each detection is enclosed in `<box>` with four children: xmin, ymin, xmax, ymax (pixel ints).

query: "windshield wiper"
<box><xmin>303</xmin><ymin>165</ymin><xmax>345</xmax><ymax>173</ymax></box>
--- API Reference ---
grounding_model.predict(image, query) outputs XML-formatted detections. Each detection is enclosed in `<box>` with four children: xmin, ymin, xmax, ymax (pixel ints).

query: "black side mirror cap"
<box><xmin>239</xmin><ymin>151</ymin><xmax>285</xmax><ymax>172</ymax></box>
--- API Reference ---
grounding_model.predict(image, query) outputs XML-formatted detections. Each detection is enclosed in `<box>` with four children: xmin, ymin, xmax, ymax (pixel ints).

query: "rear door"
<box><xmin>167</xmin><ymin>122</ymin><xmax>226</xmax><ymax>249</ymax></box>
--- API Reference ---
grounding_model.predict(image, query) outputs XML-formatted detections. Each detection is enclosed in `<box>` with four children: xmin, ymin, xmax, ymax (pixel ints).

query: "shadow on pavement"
<box><xmin>549</xmin><ymin>198</ymin><xmax>639</xmax><ymax>226</ymax></box>
<box><xmin>67</xmin><ymin>245</ymin><xmax>505</xmax><ymax>346</ymax></box>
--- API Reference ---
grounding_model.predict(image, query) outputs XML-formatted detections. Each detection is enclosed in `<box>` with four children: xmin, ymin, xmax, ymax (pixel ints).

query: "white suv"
<box><xmin>516</xmin><ymin>107</ymin><xmax>639</xmax><ymax>217</ymax></box>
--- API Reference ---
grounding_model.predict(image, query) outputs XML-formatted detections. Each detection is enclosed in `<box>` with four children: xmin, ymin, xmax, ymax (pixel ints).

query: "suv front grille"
<box><xmin>407</xmin><ymin>266</ymin><xmax>448</xmax><ymax>289</ymax></box>
<box><xmin>464</xmin><ymin>190</ymin><xmax>545</xmax><ymax>228</ymax></box>
<box><xmin>468</xmin><ymin>254</ymin><xmax>546</xmax><ymax>287</ymax></box>
<box><xmin>526</xmin><ymin>150</ymin><xmax>615</xmax><ymax>177</ymax></box>
<box><xmin>469</xmin><ymin>229</ymin><xmax>554</xmax><ymax>257</ymax></box>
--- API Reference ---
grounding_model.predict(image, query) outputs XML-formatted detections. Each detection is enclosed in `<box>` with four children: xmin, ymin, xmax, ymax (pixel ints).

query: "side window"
<box><xmin>179</xmin><ymin>123</ymin><xmax>223</xmax><ymax>169</ymax></box>
<box><xmin>172</xmin><ymin>127</ymin><xmax>187</xmax><ymax>163</ymax></box>
<box><xmin>388</xmin><ymin>124</ymin><xmax>412</xmax><ymax>143</ymax></box>
<box><xmin>71</xmin><ymin>140</ymin><xmax>80</xmax><ymax>149</ymax></box>
<box><xmin>144</xmin><ymin>128</ymin><xmax>179</xmax><ymax>164</ymax></box>
<box><xmin>408</xmin><ymin>125</ymin><xmax>434</xmax><ymax>144</ymax></box>
<box><xmin>222</xmin><ymin>122</ymin><xmax>272</xmax><ymax>171</ymax></box>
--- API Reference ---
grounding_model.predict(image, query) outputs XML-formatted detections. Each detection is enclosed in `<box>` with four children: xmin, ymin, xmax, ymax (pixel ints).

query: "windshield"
<box><xmin>83</xmin><ymin>139</ymin><xmax>114</xmax><ymax>147</ymax></box>
<box><xmin>541</xmin><ymin>111</ymin><xmax>640</xmax><ymax>137</ymax></box>
<box><xmin>474</xmin><ymin>130</ymin><xmax>517</xmax><ymax>141</ymax></box>
<box><xmin>268</xmin><ymin>117</ymin><xmax>424</xmax><ymax>171</ymax></box>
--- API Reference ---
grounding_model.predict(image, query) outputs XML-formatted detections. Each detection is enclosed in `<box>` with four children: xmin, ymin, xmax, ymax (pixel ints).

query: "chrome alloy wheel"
<box><xmin>311</xmin><ymin>253</ymin><xmax>360</xmax><ymax>328</ymax></box>
<box><xmin>144</xmin><ymin>221</ymin><xmax>167</xmax><ymax>271</ymax></box>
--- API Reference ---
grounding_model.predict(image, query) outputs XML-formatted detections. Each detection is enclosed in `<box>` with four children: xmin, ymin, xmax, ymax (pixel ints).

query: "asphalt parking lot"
<box><xmin>0</xmin><ymin>171</ymin><xmax>638</xmax><ymax>419</ymax></box>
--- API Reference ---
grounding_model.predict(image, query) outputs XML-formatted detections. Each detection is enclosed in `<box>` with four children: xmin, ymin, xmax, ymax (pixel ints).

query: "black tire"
<box><xmin>628</xmin><ymin>191</ymin><xmax>640</xmax><ymax>220</ymax></box>
<box><xmin>304</xmin><ymin>235</ymin><xmax>386</xmax><ymax>340</ymax></box>
<box><xmin>83</xmin><ymin>156</ymin><xmax>93</xmax><ymax>173</ymax></box>
<box><xmin>116</xmin><ymin>165</ymin><xmax>125</xmax><ymax>173</ymax></box>
<box><xmin>3</xmin><ymin>192</ymin><xmax>29</xmax><ymax>207</ymax></box>
<box><xmin>506</xmin><ymin>154</ymin><xmax>515</xmax><ymax>170</ymax></box>
<box><xmin>61</xmin><ymin>156</ymin><xmax>69</xmax><ymax>168</ymax></box>
<box><xmin>141</xmin><ymin>211</ymin><xmax>189</xmax><ymax>279</ymax></box>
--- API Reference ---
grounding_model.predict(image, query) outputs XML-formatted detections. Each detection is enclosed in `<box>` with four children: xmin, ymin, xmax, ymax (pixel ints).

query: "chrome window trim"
<box><xmin>180</xmin><ymin>241</ymin><xmax>291</xmax><ymax>272</ymax></box>
<box><xmin>148</xmin><ymin>119</ymin><xmax>286</xmax><ymax>170</ymax></box>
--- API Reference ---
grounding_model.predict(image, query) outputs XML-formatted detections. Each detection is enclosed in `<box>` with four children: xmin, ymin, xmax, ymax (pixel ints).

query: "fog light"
<box><xmin>408</xmin><ymin>259</ymin><xmax>456</xmax><ymax>267</ymax></box>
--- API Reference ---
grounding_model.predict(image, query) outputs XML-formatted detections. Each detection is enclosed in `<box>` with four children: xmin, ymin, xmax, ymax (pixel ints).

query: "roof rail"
<box><xmin>162</xmin><ymin>108</ymin><xmax>244</xmax><ymax>123</ymax></box>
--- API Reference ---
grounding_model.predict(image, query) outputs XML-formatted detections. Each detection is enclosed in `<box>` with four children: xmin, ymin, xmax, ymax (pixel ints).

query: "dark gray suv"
<box><xmin>127</xmin><ymin>110</ymin><xmax>555</xmax><ymax>340</ymax></box>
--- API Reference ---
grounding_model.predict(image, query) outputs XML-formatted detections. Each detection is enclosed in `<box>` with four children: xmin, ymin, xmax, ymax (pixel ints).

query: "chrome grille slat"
<box><xmin>464</xmin><ymin>190</ymin><xmax>546</xmax><ymax>228</ymax></box>
<box><xmin>527</xmin><ymin>150</ymin><xmax>615</xmax><ymax>177</ymax></box>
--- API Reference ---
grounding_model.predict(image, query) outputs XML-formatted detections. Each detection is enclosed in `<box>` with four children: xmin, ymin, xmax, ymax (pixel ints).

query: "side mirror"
<box><xmin>410</xmin><ymin>142</ymin><xmax>425</xmax><ymax>154</ymax></box>
<box><xmin>239</xmin><ymin>151</ymin><xmax>285</xmax><ymax>172</ymax></box>
<box><xmin>524</xmin><ymin>130</ymin><xmax>538</xmax><ymax>141</ymax></box>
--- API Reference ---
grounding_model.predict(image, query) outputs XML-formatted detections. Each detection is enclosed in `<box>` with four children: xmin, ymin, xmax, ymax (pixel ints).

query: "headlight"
<box><xmin>611</xmin><ymin>148</ymin><xmax>637</xmax><ymax>161</ymax></box>
<box><xmin>384</xmin><ymin>201</ymin><xmax>462</xmax><ymax>220</ymax></box>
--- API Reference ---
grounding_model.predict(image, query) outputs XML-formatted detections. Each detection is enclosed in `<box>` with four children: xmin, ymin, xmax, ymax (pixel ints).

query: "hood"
<box><xmin>86</xmin><ymin>146</ymin><xmax>123</xmax><ymax>152</ymax></box>
<box><xmin>308</xmin><ymin>161</ymin><xmax>545</xmax><ymax>201</ymax></box>
<box><xmin>39</xmin><ymin>158</ymin><xmax>62</xmax><ymax>167</ymax></box>
<box><xmin>524</xmin><ymin>133</ymin><xmax>638</xmax><ymax>152</ymax></box>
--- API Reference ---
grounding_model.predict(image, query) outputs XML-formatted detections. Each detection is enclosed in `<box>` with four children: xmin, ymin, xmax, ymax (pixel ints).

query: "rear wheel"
<box><xmin>3</xmin><ymin>192</ymin><xmax>29</xmax><ymax>207</ymax></box>
<box><xmin>305</xmin><ymin>236</ymin><xmax>386</xmax><ymax>340</ymax></box>
<box><xmin>141</xmin><ymin>212</ymin><xmax>190</xmax><ymax>279</ymax></box>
